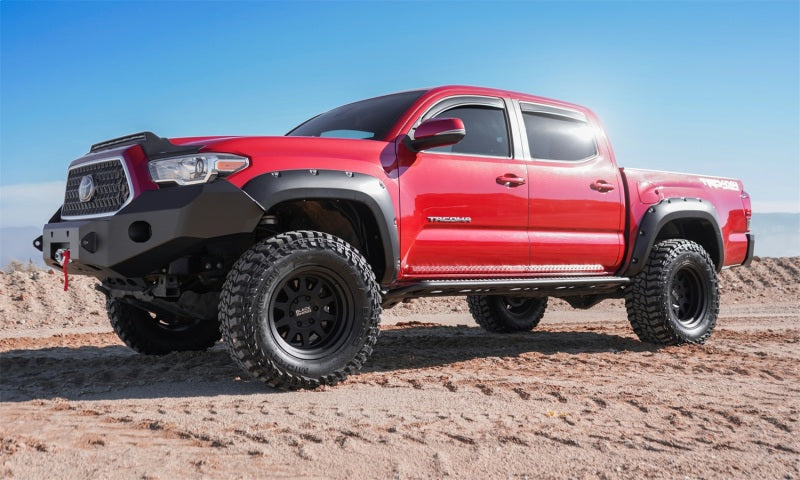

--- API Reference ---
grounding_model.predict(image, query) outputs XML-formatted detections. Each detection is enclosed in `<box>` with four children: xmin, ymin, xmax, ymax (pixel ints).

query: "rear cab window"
<box><xmin>519</xmin><ymin>102</ymin><xmax>597</xmax><ymax>161</ymax></box>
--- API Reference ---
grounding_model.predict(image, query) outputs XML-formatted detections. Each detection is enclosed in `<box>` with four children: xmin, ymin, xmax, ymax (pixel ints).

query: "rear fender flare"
<box><xmin>624</xmin><ymin>198</ymin><xmax>724</xmax><ymax>277</ymax></box>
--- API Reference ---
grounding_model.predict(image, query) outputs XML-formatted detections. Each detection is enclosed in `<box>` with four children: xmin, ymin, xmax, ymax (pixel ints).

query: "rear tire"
<box><xmin>467</xmin><ymin>295</ymin><xmax>547</xmax><ymax>333</ymax></box>
<box><xmin>219</xmin><ymin>231</ymin><xmax>381</xmax><ymax>389</ymax></box>
<box><xmin>107</xmin><ymin>298</ymin><xmax>221</xmax><ymax>355</ymax></box>
<box><xmin>625</xmin><ymin>239</ymin><xmax>719</xmax><ymax>345</ymax></box>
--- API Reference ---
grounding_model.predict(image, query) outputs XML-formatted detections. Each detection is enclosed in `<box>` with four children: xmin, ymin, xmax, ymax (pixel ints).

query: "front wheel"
<box><xmin>625</xmin><ymin>239</ymin><xmax>719</xmax><ymax>345</ymax></box>
<box><xmin>219</xmin><ymin>231</ymin><xmax>381</xmax><ymax>389</ymax></box>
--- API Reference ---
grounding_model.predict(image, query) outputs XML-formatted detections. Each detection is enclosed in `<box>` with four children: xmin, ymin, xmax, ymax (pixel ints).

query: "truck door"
<box><xmin>518</xmin><ymin>101</ymin><xmax>625</xmax><ymax>274</ymax></box>
<box><xmin>397</xmin><ymin>96</ymin><xmax>530</xmax><ymax>278</ymax></box>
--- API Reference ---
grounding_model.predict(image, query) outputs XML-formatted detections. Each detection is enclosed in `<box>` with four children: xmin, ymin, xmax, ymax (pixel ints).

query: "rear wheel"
<box><xmin>625</xmin><ymin>239</ymin><xmax>719</xmax><ymax>344</ymax></box>
<box><xmin>219</xmin><ymin>231</ymin><xmax>381</xmax><ymax>389</ymax></box>
<box><xmin>107</xmin><ymin>298</ymin><xmax>221</xmax><ymax>354</ymax></box>
<box><xmin>467</xmin><ymin>295</ymin><xmax>547</xmax><ymax>333</ymax></box>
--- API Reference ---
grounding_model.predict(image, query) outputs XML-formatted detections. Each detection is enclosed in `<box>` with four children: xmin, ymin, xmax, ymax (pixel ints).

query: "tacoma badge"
<box><xmin>427</xmin><ymin>216</ymin><xmax>472</xmax><ymax>223</ymax></box>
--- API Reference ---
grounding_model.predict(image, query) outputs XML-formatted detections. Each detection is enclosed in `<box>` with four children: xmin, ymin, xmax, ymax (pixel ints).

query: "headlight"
<box><xmin>148</xmin><ymin>154</ymin><xmax>249</xmax><ymax>185</ymax></box>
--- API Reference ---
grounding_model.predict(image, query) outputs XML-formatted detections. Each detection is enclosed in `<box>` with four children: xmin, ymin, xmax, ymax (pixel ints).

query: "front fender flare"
<box><xmin>242</xmin><ymin>169</ymin><xmax>399</xmax><ymax>284</ymax></box>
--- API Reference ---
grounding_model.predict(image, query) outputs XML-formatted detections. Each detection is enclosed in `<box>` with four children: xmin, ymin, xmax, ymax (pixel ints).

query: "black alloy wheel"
<box><xmin>669</xmin><ymin>264</ymin><xmax>708</xmax><ymax>330</ymax></box>
<box><xmin>268</xmin><ymin>268</ymin><xmax>354</xmax><ymax>360</ymax></box>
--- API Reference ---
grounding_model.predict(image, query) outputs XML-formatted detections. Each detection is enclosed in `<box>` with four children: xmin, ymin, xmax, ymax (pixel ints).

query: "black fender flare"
<box><xmin>242</xmin><ymin>169</ymin><xmax>399</xmax><ymax>284</ymax></box>
<box><xmin>624</xmin><ymin>197</ymin><xmax>724</xmax><ymax>277</ymax></box>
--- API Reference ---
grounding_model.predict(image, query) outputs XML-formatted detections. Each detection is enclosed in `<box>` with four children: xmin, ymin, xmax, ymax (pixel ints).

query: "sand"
<box><xmin>1</xmin><ymin>257</ymin><xmax>798</xmax><ymax>479</ymax></box>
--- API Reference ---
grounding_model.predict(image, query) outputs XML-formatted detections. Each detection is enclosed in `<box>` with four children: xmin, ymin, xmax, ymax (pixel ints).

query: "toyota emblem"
<box><xmin>78</xmin><ymin>175</ymin><xmax>96</xmax><ymax>203</ymax></box>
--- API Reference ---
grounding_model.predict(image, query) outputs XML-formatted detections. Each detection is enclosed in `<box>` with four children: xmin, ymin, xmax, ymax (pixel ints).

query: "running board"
<box><xmin>382</xmin><ymin>276</ymin><xmax>629</xmax><ymax>306</ymax></box>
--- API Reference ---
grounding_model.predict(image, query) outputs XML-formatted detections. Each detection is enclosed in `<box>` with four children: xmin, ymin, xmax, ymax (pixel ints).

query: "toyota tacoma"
<box><xmin>36</xmin><ymin>86</ymin><xmax>755</xmax><ymax>388</ymax></box>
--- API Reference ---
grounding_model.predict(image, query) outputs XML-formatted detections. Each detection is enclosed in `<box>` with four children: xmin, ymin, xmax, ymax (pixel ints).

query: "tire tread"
<box><xmin>218</xmin><ymin>231</ymin><xmax>381</xmax><ymax>389</ymax></box>
<box><xmin>625</xmin><ymin>239</ymin><xmax>719</xmax><ymax>345</ymax></box>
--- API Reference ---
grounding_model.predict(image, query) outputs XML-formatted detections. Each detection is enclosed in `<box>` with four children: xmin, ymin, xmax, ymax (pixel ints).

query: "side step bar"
<box><xmin>382</xmin><ymin>276</ymin><xmax>630</xmax><ymax>306</ymax></box>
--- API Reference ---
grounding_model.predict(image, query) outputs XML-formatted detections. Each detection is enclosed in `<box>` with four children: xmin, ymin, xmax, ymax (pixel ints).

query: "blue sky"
<box><xmin>1</xmin><ymin>0</ymin><xmax>798</xmax><ymax>228</ymax></box>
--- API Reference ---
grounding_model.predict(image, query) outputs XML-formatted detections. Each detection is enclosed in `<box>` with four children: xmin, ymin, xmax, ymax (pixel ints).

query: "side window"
<box><xmin>429</xmin><ymin>105</ymin><xmax>510</xmax><ymax>157</ymax></box>
<box><xmin>523</xmin><ymin>112</ymin><xmax>597</xmax><ymax>161</ymax></box>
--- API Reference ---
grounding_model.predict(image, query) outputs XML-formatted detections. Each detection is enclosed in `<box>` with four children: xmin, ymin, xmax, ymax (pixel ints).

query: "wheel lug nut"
<box><xmin>296</xmin><ymin>321</ymin><xmax>302</xmax><ymax>327</ymax></box>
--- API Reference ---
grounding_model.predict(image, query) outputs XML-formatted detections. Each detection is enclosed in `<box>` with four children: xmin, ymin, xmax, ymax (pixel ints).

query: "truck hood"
<box><xmin>170</xmin><ymin>135</ymin><xmax>393</xmax><ymax>161</ymax></box>
<box><xmin>168</xmin><ymin>135</ymin><xmax>396</xmax><ymax>184</ymax></box>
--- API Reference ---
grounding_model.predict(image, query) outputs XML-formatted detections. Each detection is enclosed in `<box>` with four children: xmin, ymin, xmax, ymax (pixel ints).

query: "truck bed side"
<box><xmin>620</xmin><ymin>168</ymin><xmax>752</xmax><ymax>271</ymax></box>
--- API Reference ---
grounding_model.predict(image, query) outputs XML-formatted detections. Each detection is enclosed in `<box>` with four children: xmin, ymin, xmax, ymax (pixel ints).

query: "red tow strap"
<box><xmin>62</xmin><ymin>250</ymin><xmax>70</xmax><ymax>291</ymax></box>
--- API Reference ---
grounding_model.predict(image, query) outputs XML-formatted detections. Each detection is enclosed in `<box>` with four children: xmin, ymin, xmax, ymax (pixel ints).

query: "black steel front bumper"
<box><xmin>38</xmin><ymin>180</ymin><xmax>264</xmax><ymax>278</ymax></box>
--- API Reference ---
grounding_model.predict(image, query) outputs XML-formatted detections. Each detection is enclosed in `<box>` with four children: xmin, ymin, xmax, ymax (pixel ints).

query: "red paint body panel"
<box><xmin>621</xmin><ymin>168</ymin><xmax>750</xmax><ymax>267</ymax></box>
<box><xmin>105</xmin><ymin>85</ymin><xmax>749</xmax><ymax>283</ymax></box>
<box><xmin>396</xmin><ymin>146</ymin><xmax>530</xmax><ymax>277</ymax></box>
<box><xmin>528</xmin><ymin>156</ymin><xmax>625</xmax><ymax>271</ymax></box>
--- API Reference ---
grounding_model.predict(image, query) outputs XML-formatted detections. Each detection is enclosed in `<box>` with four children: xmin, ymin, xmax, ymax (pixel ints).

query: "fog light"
<box><xmin>128</xmin><ymin>221</ymin><xmax>152</xmax><ymax>243</ymax></box>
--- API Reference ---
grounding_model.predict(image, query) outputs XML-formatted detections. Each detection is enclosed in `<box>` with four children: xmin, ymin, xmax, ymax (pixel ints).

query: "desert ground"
<box><xmin>1</xmin><ymin>257</ymin><xmax>798</xmax><ymax>479</ymax></box>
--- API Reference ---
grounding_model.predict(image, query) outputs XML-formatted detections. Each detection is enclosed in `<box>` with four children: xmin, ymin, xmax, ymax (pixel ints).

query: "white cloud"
<box><xmin>0</xmin><ymin>181</ymin><xmax>65</xmax><ymax>228</ymax></box>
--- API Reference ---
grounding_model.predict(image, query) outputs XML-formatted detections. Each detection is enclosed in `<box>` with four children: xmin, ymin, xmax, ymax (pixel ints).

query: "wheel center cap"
<box><xmin>294</xmin><ymin>305</ymin><xmax>313</xmax><ymax>317</ymax></box>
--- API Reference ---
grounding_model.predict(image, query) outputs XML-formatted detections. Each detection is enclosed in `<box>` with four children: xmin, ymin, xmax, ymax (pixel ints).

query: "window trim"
<box><xmin>516</xmin><ymin>100</ymin><xmax>599</xmax><ymax>163</ymax></box>
<box><xmin>410</xmin><ymin>95</ymin><xmax>515</xmax><ymax>159</ymax></box>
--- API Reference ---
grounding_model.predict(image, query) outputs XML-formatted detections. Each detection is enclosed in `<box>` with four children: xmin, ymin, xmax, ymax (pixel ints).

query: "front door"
<box><xmin>398</xmin><ymin>97</ymin><xmax>530</xmax><ymax>278</ymax></box>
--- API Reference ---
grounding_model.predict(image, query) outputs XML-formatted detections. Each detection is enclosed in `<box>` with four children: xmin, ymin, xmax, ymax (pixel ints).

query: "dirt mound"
<box><xmin>719</xmin><ymin>256</ymin><xmax>800</xmax><ymax>300</ymax></box>
<box><xmin>0</xmin><ymin>270</ymin><xmax>105</xmax><ymax>330</ymax></box>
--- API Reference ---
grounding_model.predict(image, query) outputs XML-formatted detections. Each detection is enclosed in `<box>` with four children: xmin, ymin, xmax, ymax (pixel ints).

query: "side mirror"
<box><xmin>408</xmin><ymin>117</ymin><xmax>465</xmax><ymax>152</ymax></box>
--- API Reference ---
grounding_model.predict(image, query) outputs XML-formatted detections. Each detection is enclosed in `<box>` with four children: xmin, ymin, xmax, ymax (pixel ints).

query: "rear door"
<box><xmin>517</xmin><ymin>101</ymin><xmax>625</xmax><ymax>273</ymax></box>
<box><xmin>398</xmin><ymin>96</ymin><xmax>530</xmax><ymax>277</ymax></box>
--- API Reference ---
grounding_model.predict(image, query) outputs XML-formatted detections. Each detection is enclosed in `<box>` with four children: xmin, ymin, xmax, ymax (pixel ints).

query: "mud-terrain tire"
<box><xmin>107</xmin><ymin>299</ymin><xmax>221</xmax><ymax>355</ymax></box>
<box><xmin>219</xmin><ymin>231</ymin><xmax>381</xmax><ymax>389</ymax></box>
<box><xmin>467</xmin><ymin>295</ymin><xmax>548</xmax><ymax>333</ymax></box>
<box><xmin>625</xmin><ymin>239</ymin><xmax>719</xmax><ymax>345</ymax></box>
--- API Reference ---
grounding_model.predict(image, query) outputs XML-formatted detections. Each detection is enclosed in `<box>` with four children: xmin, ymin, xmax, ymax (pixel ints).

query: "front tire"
<box><xmin>219</xmin><ymin>231</ymin><xmax>381</xmax><ymax>389</ymax></box>
<box><xmin>107</xmin><ymin>299</ymin><xmax>221</xmax><ymax>354</ymax></box>
<box><xmin>625</xmin><ymin>239</ymin><xmax>719</xmax><ymax>345</ymax></box>
<box><xmin>467</xmin><ymin>295</ymin><xmax>547</xmax><ymax>333</ymax></box>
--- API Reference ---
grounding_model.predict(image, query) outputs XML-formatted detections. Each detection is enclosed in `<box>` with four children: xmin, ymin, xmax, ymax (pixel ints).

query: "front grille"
<box><xmin>61</xmin><ymin>158</ymin><xmax>131</xmax><ymax>218</ymax></box>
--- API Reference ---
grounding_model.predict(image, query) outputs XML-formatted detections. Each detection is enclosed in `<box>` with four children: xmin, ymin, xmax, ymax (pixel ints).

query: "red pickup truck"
<box><xmin>37</xmin><ymin>85</ymin><xmax>754</xmax><ymax>388</ymax></box>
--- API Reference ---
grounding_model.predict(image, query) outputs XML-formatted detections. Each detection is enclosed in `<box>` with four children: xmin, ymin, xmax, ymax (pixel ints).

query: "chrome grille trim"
<box><xmin>61</xmin><ymin>156</ymin><xmax>135</xmax><ymax>220</ymax></box>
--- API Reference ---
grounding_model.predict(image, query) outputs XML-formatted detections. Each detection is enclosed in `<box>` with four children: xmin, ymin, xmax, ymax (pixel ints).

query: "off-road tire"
<box><xmin>467</xmin><ymin>295</ymin><xmax>548</xmax><ymax>333</ymax></box>
<box><xmin>219</xmin><ymin>231</ymin><xmax>381</xmax><ymax>389</ymax></box>
<box><xmin>107</xmin><ymin>298</ymin><xmax>221</xmax><ymax>355</ymax></box>
<box><xmin>625</xmin><ymin>239</ymin><xmax>719</xmax><ymax>345</ymax></box>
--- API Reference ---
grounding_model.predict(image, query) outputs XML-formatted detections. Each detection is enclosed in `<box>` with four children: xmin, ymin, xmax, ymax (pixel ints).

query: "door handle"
<box><xmin>590</xmin><ymin>180</ymin><xmax>615</xmax><ymax>192</ymax></box>
<box><xmin>496</xmin><ymin>174</ymin><xmax>526</xmax><ymax>187</ymax></box>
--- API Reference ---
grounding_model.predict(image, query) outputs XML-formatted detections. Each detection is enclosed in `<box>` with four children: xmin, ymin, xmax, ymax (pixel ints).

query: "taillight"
<box><xmin>741</xmin><ymin>191</ymin><xmax>752</xmax><ymax>231</ymax></box>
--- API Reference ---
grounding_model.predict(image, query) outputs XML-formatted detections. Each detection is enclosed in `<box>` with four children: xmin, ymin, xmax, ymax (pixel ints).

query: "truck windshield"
<box><xmin>287</xmin><ymin>90</ymin><xmax>427</xmax><ymax>141</ymax></box>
